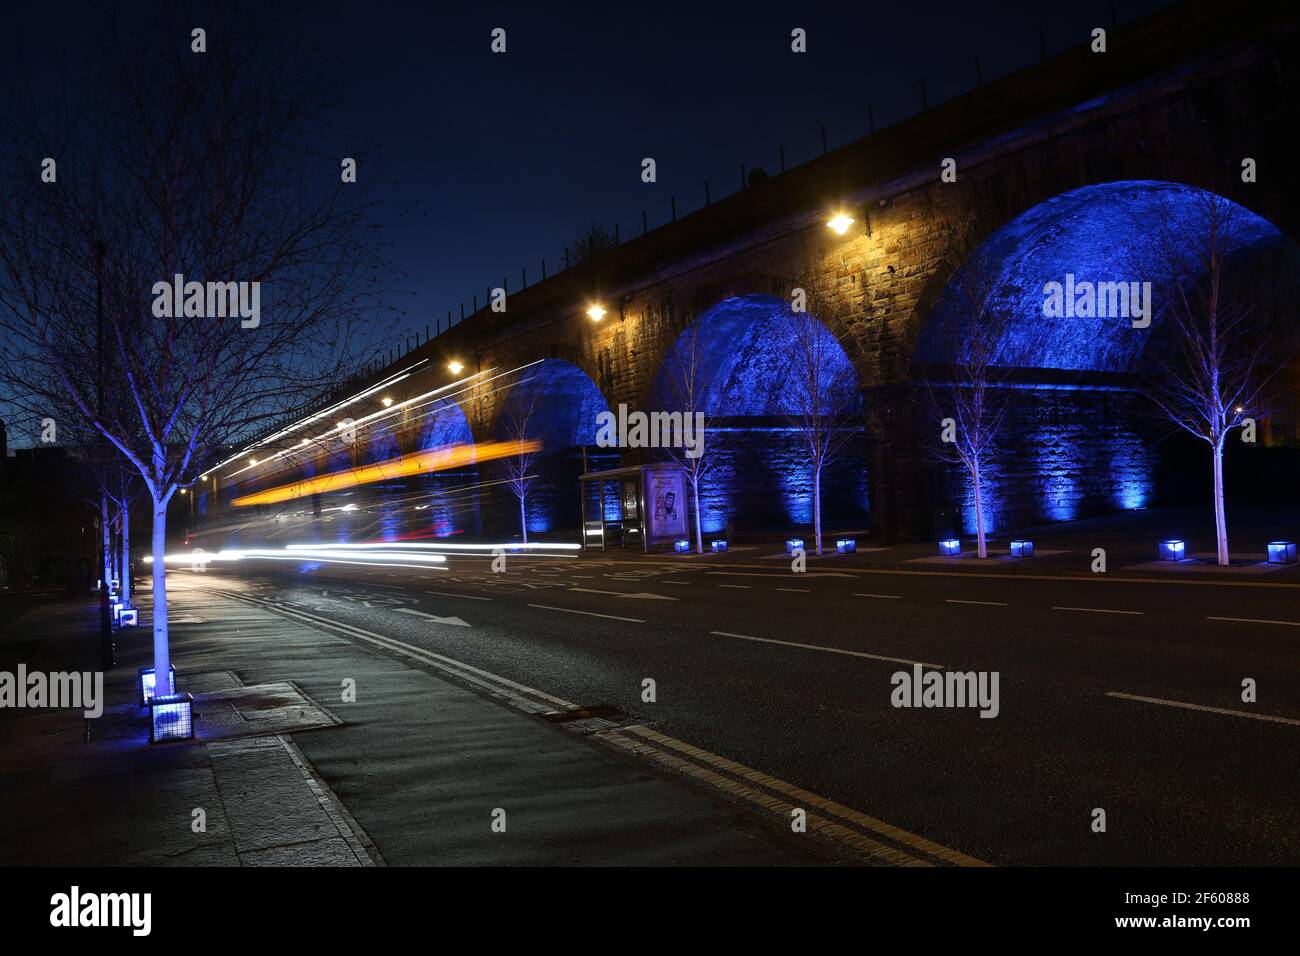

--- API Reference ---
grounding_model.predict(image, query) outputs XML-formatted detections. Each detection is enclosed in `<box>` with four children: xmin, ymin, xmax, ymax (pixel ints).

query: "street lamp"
<box><xmin>381</xmin><ymin>396</ymin><xmax>393</xmax><ymax>407</ymax></box>
<box><xmin>447</xmin><ymin>360</ymin><xmax>464</xmax><ymax>375</ymax></box>
<box><xmin>827</xmin><ymin>212</ymin><xmax>855</xmax><ymax>235</ymax></box>
<box><xmin>586</xmin><ymin>303</ymin><xmax>607</xmax><ymax>322</ymax></box>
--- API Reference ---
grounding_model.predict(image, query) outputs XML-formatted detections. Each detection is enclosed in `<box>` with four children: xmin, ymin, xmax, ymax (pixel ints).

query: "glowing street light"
<box><xmin>381</xmin><ymin>396</ymin><xmax>393</xmax><ymax>407</ymax></box>
<box><xmin>447</xmin><ymin>360</ymin><xmax>464</xmax><ymax>375</ymax></box>
<box><xmin>827</xmin><ymin>212</ymin><xmax>855</xmax><ymax>235</ymax></box>
<box><xmin>586</xmin><ymin>303</ymin><xmax>607</xmax><ymax>322</ymax></box>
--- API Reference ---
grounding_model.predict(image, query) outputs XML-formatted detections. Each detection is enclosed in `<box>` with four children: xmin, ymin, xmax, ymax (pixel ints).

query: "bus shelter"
<box><xmin>578</xmin><ymin>463</ymin><xmax>688</xmax><ymax>552</ymax></box>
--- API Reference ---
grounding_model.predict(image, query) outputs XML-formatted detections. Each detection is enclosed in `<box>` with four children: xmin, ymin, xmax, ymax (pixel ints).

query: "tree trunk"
<box><xmin>813</xmin><ymin>465</ymin><xmax>823</xmax><ymax>556</ymax></box>
<box><xmin>692</xmin><ymin>477</ymin><xmax>703</xmax><ymax>554</ymax></box>
<box><xmin>1213</xmin><ymin>441</ymin><xmax>1229</xmax><ymax>566</ymax></box>
<box><xmin>519</xmin><ymin>493</ymin><xmax>528</xmax><ymax>544</ymax></box>
<box><xmin>100</xmin><ymin>492</ymin><xmax>112</xmax><ymax>589</ymax></box>
<box><xmin>120</xmin><ymin>502</ymin><xmax>131</xmax><ymax>605</ymax></box>
<box><xmin>151</xmin><ymin>497</ymin><xmax>172</xmax><ymax>696</ymax></box>
<box><xmin>973</xmin><ymin>462</ymin><xmax>988</xmax><ymax>559</ymax></box>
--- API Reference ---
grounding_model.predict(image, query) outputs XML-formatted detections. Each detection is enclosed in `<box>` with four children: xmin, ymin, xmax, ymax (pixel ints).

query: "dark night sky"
<box><xmin>5</xmin><ymin>0</ymin><xmax>1174</xmax><ymax>347</ymax></box>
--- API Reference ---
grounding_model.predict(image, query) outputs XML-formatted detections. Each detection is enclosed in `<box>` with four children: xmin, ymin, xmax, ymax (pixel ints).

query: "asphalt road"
<box><xmin>179</xmin><ymin>551</ymin><xmax>1300</xmax><ymax>866</ymax></box>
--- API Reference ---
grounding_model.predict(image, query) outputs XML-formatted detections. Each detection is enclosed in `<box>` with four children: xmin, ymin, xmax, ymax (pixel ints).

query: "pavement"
<box><xmin>0</xmin><ymin>586</ymin><xmax>856</xmax><ymax>867</ymax></box>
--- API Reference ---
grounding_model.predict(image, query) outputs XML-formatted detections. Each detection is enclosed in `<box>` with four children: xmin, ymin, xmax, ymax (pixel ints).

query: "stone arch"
<box><xmin>488</xmin><ymin>358</ymin><xmax>615</xmax><ymax>536</ymax></box>
<box><xmin>909</xmin><ymin>179</ymin><xmax>1290</xmax><ymax>536</ymax></box>
<box><xmin>647</xmin><ymin>293</ymin><xmax>867</xmax><ymax>535</ymax></box>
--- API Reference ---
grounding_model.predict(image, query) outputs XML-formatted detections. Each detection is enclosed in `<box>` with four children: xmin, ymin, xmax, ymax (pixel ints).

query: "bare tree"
<box><xmin>787</xmin><ymin>302</ymin><xmax>858</xmax><ymax>555</ymax></box>
<box><xmin>565</xmin><ymin>222</ymin><xmax>617</xmax><ymax>267</ymax></box>
<box><xmin>0</xmin><ymin>9</ymin><xmax>394</xmax><ymax>692</ymax></box>
<box><xmin>1138</xmin><ymin>192</ymin><xmax>1294</xmax><ymax>565</ymax></box>
<box><xmin>917</xmin><ymin>251</ymin><xmax>1018</xmax><ymax>559</ymax></box>
<box><xmin>108</xmin><ymin>461</ymin><xmax>145</xmax><ymax>606</ymax></box>
<box><xmin>659</xmin><ymin>321</ymin><xmax>712</xmax><ymax>553</ymax></box>
<box><xmin>499</xmin><ymin>387</ymin><xmax>541</xmax><ymax>543</ymax></box>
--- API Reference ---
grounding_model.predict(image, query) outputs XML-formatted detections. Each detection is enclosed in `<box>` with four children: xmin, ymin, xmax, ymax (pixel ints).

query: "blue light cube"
<box><xmin>119</xmin><ymin>608</ymin><xmax>139</xmax><ymax>627</ymax></box>
<box><xmin>711</xmin><ymin>539</ymin><xmax>728</xmax><ymax>553</ymax></box>
<box><xmin>138</xmin><ymin>665</ymin><xmax>177</xmax><ymax>706</ymax></box>
<box><xmin>674</xmin><ymin>539</ymin><xmax>691</xmax><ymax>554</ymax></box>
<box><xmin>785</xmin><ymin>538</ymin><xmax>804</xmax><ymax>554</ymax></box>
<box><xmin>1266</xmin><ymin>541</ymin><xmax>1296</xmax><ymax>564</ymax></box>
<box><xmin>1010</xmin><ymin>540</ymin><xmax>1034</xmax><ymax>558</ymax></box>
<box><xmin>149</xmin><ymin>693</ymin><xmax>194</xmax><ymax>744</ymax></box>
<box><xmin>939</xmin><ymin>539</ymin><xmax>961</xmax><ymax>556</ymax></box>
<box><xmin>1158</xmin><ymin>539</ymin><xmax>1186</xmax><ymax>561</ymax></box>
<box><xmin>836</xmin><ymin>538</ymin><xmax>856</xmax><ymax>554</ymax></box>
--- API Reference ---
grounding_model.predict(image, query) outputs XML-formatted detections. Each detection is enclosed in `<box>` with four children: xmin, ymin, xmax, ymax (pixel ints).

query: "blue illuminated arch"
<box><xmin>915</xmin><ymin>181</ymin><xmax>1289</xmax><ymax>535</ymax></box>
<box><xmin>489</xmin><ymin>359</ymin><xmax>612</xmax><ymax>536</ymax></box>
<box><xmin>916</xmin><ymin>181</ymin><xmax>1282</xmax><ymax>373</ymax></box>
<box><xmin>652</xmin><ymin>295</ymin><xmax>859</xmax><ymax>415</ymax></box>
<box><xmin>649</xmin><ymin>295</ymin><xmax>867</xmax><ymax>532</ymax></box>
<box><xmin>417</xmin><ymin>400</ymin><xmax>474</xmax><ymax>449</ymax></box>
<box><xmin>494</xmin><ymin>359</ymin><xmax>609</xmax><ymax>447</ymax></box>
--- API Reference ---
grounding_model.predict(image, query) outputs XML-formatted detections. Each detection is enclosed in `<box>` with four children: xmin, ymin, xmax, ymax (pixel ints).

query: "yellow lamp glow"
<box><xmin>827</xmin><ymin>213</ymin><xmax>855</xmax><ymax>235</ymax></box>
<box><xmin>447</xmin><ymin>360</ymin><xmax>464</xmax><ymax>375</ymax></box>
<box><xmin>586</xmin><ymin>304</ymin><xmax>607</xmax><ymax>321</ymax></box>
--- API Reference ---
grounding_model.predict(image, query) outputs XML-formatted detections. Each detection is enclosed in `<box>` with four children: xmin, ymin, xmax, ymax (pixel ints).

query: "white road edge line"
<box><xmin>1105</xmin><ymin>692</ymin><xmax>1300</xmax><ymax>726</ymax></box>
<box><xmin>527</xmin><ymin>604</ymin><xmax>645</xmax><ymax>623</ymax></box>
<box><xmin>426</xmin><ymin>590</ymin><xmax>493</xmax><ymax>602</ymax></box>
<box><xmin>776</xmin><ymin>587</ymin><xmax>810</xmax><ymax>593</ymax></box>
<box><xmin>945</xmin><ymin>599</ymin><xmax>1008</xmax><ymax>606</ymax></box>
<box><xmin>218</xmin><ymin>592</ymin><xmax>577</xmax><ymax>710</ymax></box>
<box><xmin>709</xmin><ymin>631</ymin><xmax>942</xmax><ymax>669</ymax></box>
<box><xmin>1052</xmin><ymin>606</ymin><xmax>1144</xmax><ymax>615</ymax></box>
<box><xmin>1206</xmin><ymin>615</ymin><xmax>1300</xmax><ymax>627</ymax></box>
<box><xmin>854</xmin><ymin>593</ymin><xmax>902</xmax><ymax>600</ymax></box>
<box><xmin>717</xmin><ymin>584</ymin><xmax>751</xmax><ymax>589</ymax></box>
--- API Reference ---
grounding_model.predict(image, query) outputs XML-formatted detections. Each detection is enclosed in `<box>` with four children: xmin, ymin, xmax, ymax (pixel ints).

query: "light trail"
<box><xmin>199</xmin><ymin>360</ymin><xmax>427</xmax><ymax>479</ymax></box>
<box><xmin>230</xmin><ymin>439</ymin><xmax>540</xmax><ymax>507</ymax></box>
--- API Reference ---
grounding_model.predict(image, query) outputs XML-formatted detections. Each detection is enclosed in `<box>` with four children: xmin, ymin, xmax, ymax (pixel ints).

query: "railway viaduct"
<box><xmin>201</xmin><ymin>0</ymin><xmax>1300</xmax><ymax>547</ymax></box>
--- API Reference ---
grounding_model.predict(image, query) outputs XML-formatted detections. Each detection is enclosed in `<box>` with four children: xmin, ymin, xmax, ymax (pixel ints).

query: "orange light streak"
<box><xmin>232</xmin><ymin>440</ymin><xmax>540</xmax><ymax>507</ymax></box>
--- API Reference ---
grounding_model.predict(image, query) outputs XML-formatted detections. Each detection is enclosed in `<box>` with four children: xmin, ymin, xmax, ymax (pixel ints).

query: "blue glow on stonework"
<box><xmin>497</xmin><ymin>360</ymin><xmax>610</xmax><ymax>533</ymax></box>
<box><xmin>365</xmin><ymin>428</ymin><xmax>400</xmax><ymax>464</ymax></box>
<box><xmin>917</xmin><ymin>181</ymin><xmax>1282</xmax><ymax>374</ymax></box>
<box><xmin>960</xmin><ymin>471</ymin><xmax>998</xmax><ymax>537</ymax></box>
<box><xmin>418</xmin><ymin>403</ymin><xmax>479</xmax><ymax>537</ymax></box>
<box><xmin>418</xmin><ymin>402</ymin><xmax>474</xmax><ymax>449</ymax></box>
<box><xmin>499</xmin><ymin>359</ymin><xmax>609</xmax><ymax>448</ymax></box>
<box><xmin>648</xmin><ymin>295</ymin><xmax>865</xmax><ymax>533</ymax></box>
<box><xmin>651</xmin><ymin>295</ymin><xmax>859</xmax><ymax>418</ymax></box>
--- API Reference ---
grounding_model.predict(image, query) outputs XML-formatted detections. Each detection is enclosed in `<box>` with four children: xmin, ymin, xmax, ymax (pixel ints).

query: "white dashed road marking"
<box><xmin>1206</xmin><ymin>616</ymin><xmax>1300</xmax><ymax>628</ymax></box>
<box><xmin>526</xmin><ymin>604</ymin><xmax>645</xmax><ymax>623</ymax></box>
<box><xmin>709</xmin><ymin>631</ymin><xmax>942</xmax><ymax>669</ymax></box>
<box><xmin>1106</xmin><ymin>692</ymin><xmax>1300</xmax><ymax>726</ymax></box>
<box><xmin>1053</xmin><ymin>606</ymin><xmax>1143</xmax><ymax>616</ymax></box>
